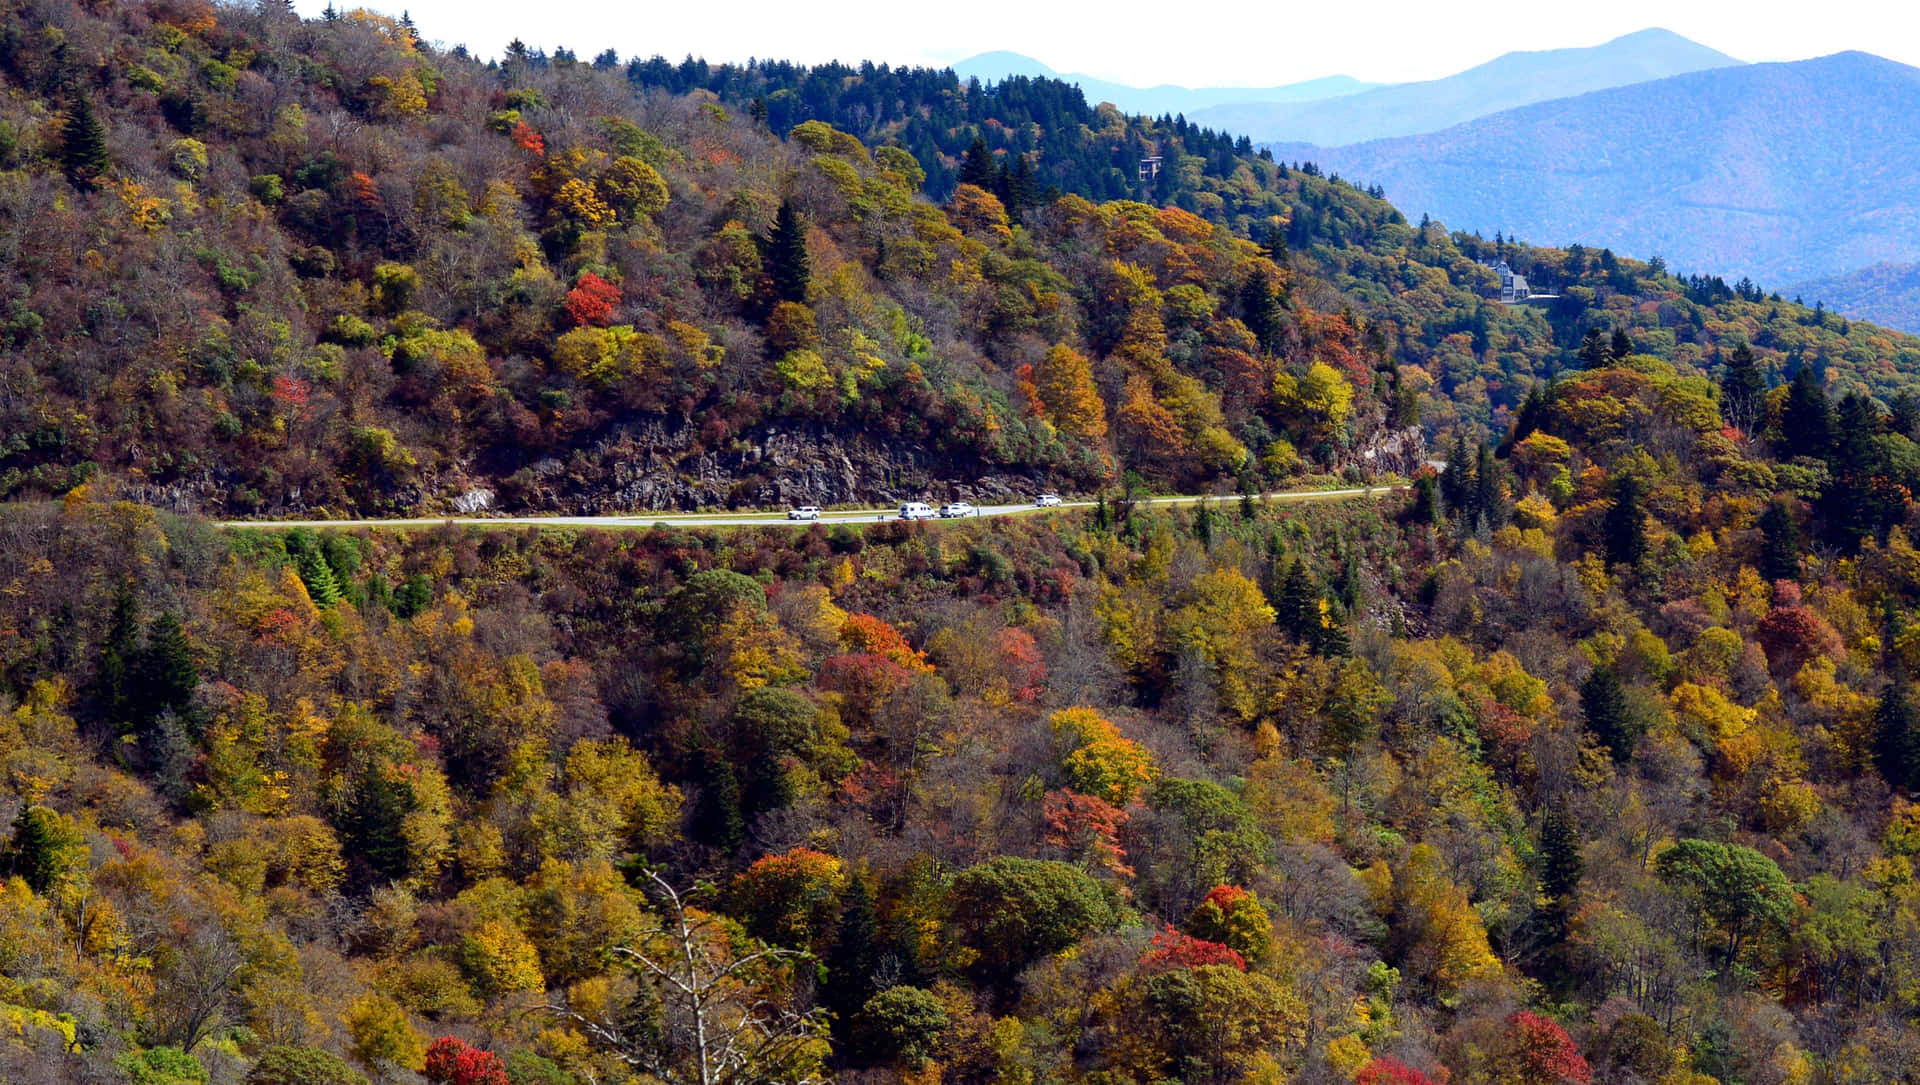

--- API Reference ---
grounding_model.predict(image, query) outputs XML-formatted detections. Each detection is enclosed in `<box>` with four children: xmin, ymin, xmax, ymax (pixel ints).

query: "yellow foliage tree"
<box><xmin>1051</xmin><ymin>707</ymin><xmax>1159</xmax><ymax>806</ymax></box>
<box><xmin>1035</xmin><ymin>344</ymin><xmax>1107</xmax><ymax>439</ymax></box>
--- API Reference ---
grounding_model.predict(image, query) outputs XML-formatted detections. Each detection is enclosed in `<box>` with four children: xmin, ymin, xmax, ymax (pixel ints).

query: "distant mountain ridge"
<box><xmin>1785</xmin><ymin>264</ymin><xmax>1920</xmax><ymax>334</ymax></box>
<box><xmin>1296</xmin><ymin>51</ymin><xmax>1920</xmax><ymax>286</ymax></box>
<box><xmin>1196</xmin><ymin>28</ymin><xmax>1742</xmax><ymax>144</ymax></box>
<box><xmin>949</xmin><ymin>50</ymin><xmax>1378</xmax><ymax>119</ymax></box>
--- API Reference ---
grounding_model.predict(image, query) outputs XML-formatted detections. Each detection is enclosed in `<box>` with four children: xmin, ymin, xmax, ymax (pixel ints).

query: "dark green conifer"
<box><xmin>1580</xmin><ymin>663</ymin><xmax>1639</xmax><ymax>761</ymax></box>
<box><xmin>765</xmin><ymin>198</ymin><xmax>811</xmax><ymax>304</ymax></box>
<box><xmin>60</xmin><ymin>94</ymin><xmax>109</xmax><ymax>186</ymax></box>
<box><xmin>1759</xmin><ymin>499</ymin><xmax>1800</xmax><ymax>582</ymax></box>
<box><xmin>1780</xmin><ymin>366</ymin><xmax>1833</xmax><ymax>461</ymax></box>
<box><xmin>958</xmin><ymin>136</ymin><xmax>995</xmax><ymax>190</ymax></box>
<box><xmin>1876</xmin><ymin>678</ymin><xmax>1920</xmax><ymax>793</ymax></box>
<box><xmin>1719</xmin><ymin>342</ymin><xmax>1766</xmax><ymax>436</ymax></box>
<box><xmin>1604</xmin><ymin>473</ymin><xmax>1647</xmax><ymax>567</ymax></box>
<box><xmin>691</xmin><ymin>746</ymin><xmax>745</xmax><ymax>854</ymax></box>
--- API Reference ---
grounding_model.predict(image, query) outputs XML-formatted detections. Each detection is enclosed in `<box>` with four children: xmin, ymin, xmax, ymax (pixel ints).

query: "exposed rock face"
<box><xmin>501</xmin><ymin>418</ymin><xmax>1057</xmax><ymax>514</ymax></box>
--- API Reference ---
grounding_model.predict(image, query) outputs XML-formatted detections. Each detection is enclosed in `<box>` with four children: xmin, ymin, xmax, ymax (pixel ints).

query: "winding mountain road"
<box><xmin>216</xmin><ymin>485</ymin><xmax>1405</xmax><ymax>531</ymax></box>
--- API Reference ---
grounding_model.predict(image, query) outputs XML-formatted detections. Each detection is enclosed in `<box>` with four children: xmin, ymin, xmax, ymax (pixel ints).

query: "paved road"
<box><xmin>216</xmin><ymin>486</ymin><xmax>1404</xmax><ymax>531</ymax></box>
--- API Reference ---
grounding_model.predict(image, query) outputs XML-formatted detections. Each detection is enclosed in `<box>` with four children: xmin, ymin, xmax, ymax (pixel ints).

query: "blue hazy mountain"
<box><xmin>1294</xmin><ymin>51</ymin><xmax>1920</xmax><ymax>287</ymax></box>
<box><xmin>1785</xmin><ymin>264</ymin><xmax>1920</xmax><ymax>335</ymax></box>
<box><xmin>948</xmin><ymin>50</ymin><xmax>1378</xmax><ymax>118</ymax></box>
<box><xmin>1193</xmin><ymin>28</ymin><xmax>1742</xmax><ymax>144</ymax></box>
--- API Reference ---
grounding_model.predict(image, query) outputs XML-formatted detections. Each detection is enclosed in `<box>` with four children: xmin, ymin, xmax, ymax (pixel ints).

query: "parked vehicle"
<box><xmin>940</xmin><ymin>502</ymin><xmax>977</xmax><ymax>518</ymax></box>
<box><xmin>899</xmin><ymin>502</ymin><xmax>937</xmax><ymax>520</ymax></box>
<box><xmin>1035</xmin><ymin>493</ymin><xmax>1062</xmax><ymax>507</ymax></box>
<box><xmin>787</xmin><ymin>505</ymin><xmax>821</xmax><ymax>520</ymax></box>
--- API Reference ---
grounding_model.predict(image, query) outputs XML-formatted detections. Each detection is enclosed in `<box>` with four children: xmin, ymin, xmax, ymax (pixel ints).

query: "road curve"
<box><xmin>214</xmin><ymin>486</ymin><xmax>1404</xmax><ymax>531</ymax></box>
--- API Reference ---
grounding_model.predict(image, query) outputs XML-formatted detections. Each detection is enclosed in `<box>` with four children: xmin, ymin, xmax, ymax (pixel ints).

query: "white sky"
<box><xmin>293</xmin><ymin>0</ymin><xmax>1920</xmax><ymax>87</ymax></box>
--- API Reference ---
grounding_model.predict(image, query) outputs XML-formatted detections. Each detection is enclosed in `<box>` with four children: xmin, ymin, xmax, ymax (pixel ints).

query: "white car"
<box><xmin>786</xmin><ymin>506</ymin><xmax>821</xmax><ymax>521</ymax></box>
<box><xmin>899</xmin><ymin>502</ymin><xmax>937</xmax><ymax>520</ymax></box>
<box><xmin>940</xmin><ymin>502</ymin><xmax>977</xmax><ymax>518</ymax></box>
<box><xmin>1036</xmin><ymin>493</ymin><xmax>1062</xmax><ymax>507</ymax></box>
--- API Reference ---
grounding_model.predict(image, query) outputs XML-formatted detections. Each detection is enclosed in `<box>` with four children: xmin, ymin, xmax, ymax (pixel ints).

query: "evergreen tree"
<box><xmin>823</xmin><ymin>874</ymin><xmax>882</xmax><ymax>1053</ymax></box>
<box><xmin>3</xmin><ymin>805</ymin><xmax>74</xmax><ymax>897</ymax></box>
<box><xmin>1780</xmin><ymin>365</ymin><xmax>1833</xmax><ymax>460</ymax></box>
<box><xmin>135</xmin><ymin>612</ymin><xmax>199</xmax><ymax>727</ymax></box>
<box><xmin>1474</xmin><ymin>444</ymin><xmax>1503</xmax><ymax>527</ymax></box>
<box><xmin>1576</xmin><ymin>328</ymin><xmax>1611</xmax><ymax>369</ymax></box>
<box><xmin>765</xmin><ymin>199</ymin><xmax>811</xmax><ymax>304</ymax></box>
<box><xmin>1610</xmin><ymin>326</ymin><xmax>1634</xmax><ymax>360</ymax></box>
<box><xmin>1537</xmin><ymin>805</ymin><xmax>1583</xmax><ymax>944</ymax></box>
<box><xmin>1498</xmin><ymin>384</ymin><xmax>1548</xmax><ymax>457</ymax></box>
<box><xmin>1876</xmin><ymin>678</ymin><xmax>1920</xmax><ymax>793</ymax></box>
<box><xmin>1539</xmin><ymin>806</ymin><xmax>1583</xmax><ymax>904</ymax></box>
<box><xmin>1719</xmin><ymin>342</ymin><xmax>1766</xmax><ymax>436</ymax></box>
<box><xmin>1440</xmin><ymin>435</ymin><xmax>1473</xmax><ymax>517</ymax></box>
<box><xmin>1276</xmin><ymin>558</ymin><xmax>1319</xmax><ymax>643</ymax></box>
<box><xmin>93</xmin><ymin>580</ymin><xmax>139</xmax><ymax>729</ymax></box>
<box><xmin>60</xmin><ymin>94</ymin><xmax>109</xmax><ymax>186</ymax></box>
<box><xmin>1409</xmin><ymin>473</ymin><xmax>1440</xmax><ymax>526</ymax></box>
<box><xmin>1887</xmin><ymin>391</ymin><xmax>1920</xmax><ymax>441</ymax></box>
<box><xmin>958</xmin><ymin>137</ymin><xmax>995</xmax><ymax>190</ymax></box>
<box><xmin>1604</xmin><ymin>473</ymin><xmax>1647</xmax><ymax>567</ymax></box>
<box><xmin>1580</xmin><ymin>664</ymin><xmax>1639</xmax><ymax>761</ymax></box>
<box><xmin>1237</xmin><ymin>273</ymin><xmax>1284</xmax><ymax>355</ymax></box>
<box><xmin>691</xmin><ymin>746</ymin><xmax>745</xmax><ymax>854</ymax></box>
<box><xmin>1758</xmin><ymin>499</ymin><xmax>1800</xmax><ymax>582</ymax></box>
<box><xmin>344</xmin><ymin>768</ymin><xmax>415</xmax><ymax>884</ymax></box>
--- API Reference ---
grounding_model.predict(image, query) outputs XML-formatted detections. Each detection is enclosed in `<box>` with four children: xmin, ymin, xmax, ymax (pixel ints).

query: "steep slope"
<box><xmin>950</xmin><ymin>50</ymin><xmax>1378</xmax><ymax>118</ymax></box>
<box><xmin>1786</xmin><ymin>263</ymin><xmax>1920</xmax><ymax>334</ymax></box>
<box><xmin>1302</xmin><ymin>51</ymin><xmax>1920</xmax><ymax>285</ymax></box>
<box><xmin>1195</xmin><ymin>28</ymin><xmax>1742</xmax><ymax>144</ymax></box>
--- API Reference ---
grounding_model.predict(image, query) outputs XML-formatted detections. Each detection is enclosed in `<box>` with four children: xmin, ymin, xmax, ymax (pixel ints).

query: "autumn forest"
<box><xmin>6</xmin><ymin>2</ymin><xmax>1920</xmax><ymax>1085</ymax></box>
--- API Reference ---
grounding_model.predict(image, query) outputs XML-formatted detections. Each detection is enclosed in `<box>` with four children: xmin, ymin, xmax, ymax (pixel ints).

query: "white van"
<box><xmin>898</xmin><ymin>502</ymin><xmax>936</xmax><ymax>520</ymax></box>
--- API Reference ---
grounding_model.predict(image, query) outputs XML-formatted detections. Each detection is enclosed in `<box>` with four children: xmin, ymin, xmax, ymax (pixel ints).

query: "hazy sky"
<box><xmin>293</xmin><ymin>0</ymin><xmax>1920</xmax><ymax>86</ymax></box>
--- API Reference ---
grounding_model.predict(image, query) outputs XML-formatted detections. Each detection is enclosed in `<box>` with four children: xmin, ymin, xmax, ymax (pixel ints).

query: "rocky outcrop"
<box><xmin>500</xmin><ymin>418</ymin><xmax>1058</xmax><ymax>514</ymax></box>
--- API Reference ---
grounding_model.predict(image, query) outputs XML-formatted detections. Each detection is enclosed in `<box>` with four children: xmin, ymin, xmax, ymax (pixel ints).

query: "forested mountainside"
<box><xmin>13</xmin><ymin>4</ymin><xmax>1920</xmax><ymax>1085</ymax></box>
<box><xmin>1786</xmin><ymin>263</ymin><xmax>1920</xmax><ymax>337</ymax></box>
<box><xmin>3</xmin><ymin>0</ymin><xmax>1918</xmax><ymax>518</ymax></box>
<box><xmin>16</xmin><ymin>332</ymin><xmax>1920</xmax><ymax>1084</ymax></box>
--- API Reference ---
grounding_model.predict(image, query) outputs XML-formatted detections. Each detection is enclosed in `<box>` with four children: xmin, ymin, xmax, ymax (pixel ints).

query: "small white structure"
<box><xmin>1138</xmin><ymin>155</ymin><xmax>1162</xmax><ymax>181</ymax></box>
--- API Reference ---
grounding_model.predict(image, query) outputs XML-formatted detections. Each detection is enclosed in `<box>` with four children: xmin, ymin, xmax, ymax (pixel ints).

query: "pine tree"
<box><xmin>1759</xmin><ymin>499</ymin><xmax>1800</xmax><ymax>582</ymax></box>
<box><xmin>60</xmin><ymin>94</ymin><xmax>110</xmax><ymax>187</ymax></box>
<box><xmin>1440</xmin><ymin>435</ymin><xmax>1473</xmax><ymax>517</ymax></box>
<box><xmin>1876</xmin><ymin>679</ymin><xmax>1920</xmax><ymax>793</ymax></box>
<box><xmin>1536</xmin><ymin>805</ymin><xmax>1583</xmax><ymax>945</ymax></box>
<box><xmin>1610</xmin><ymin>327</ymin><xmax>1634</xmax><ymax>360</ymax></box>
<box><xmin>1276</xmin><ymin>559</ymin><xmax>1319</xmax><ymax>643</ymax></box>
<box><xmin>135</xmin><ymin>612</ymin><xmax>198</xmax><ymax>722</ymax></box>
<box><xmin>691</xmin><ymin>746</ymin><xmax>745</xmax><ymax>854</ymax></box>
<box><xmin>1604</xmin><ymin>473</ymin><xmax>1647</xmax><ymax>567</ymax></box>
<box><xmin>1474</xmin><ymin>444</ymin><xmax>1503</xmax><ymax>528</ymax></box>
<box><xmin>1238</xmin><ymin>273</ymin><xmax>1283</xmax><ymax>355</ymax></box>
<box><xmin>823</xmin><ymin>874</ymin><xmax>882</xmax><ymax>1052</ymax></box>
<box><xmin>3</xmin><ymin>806</ymin><xmax>73</xmax><ymax>897</ymax></box>
<box><xmin>765</xmin><ymin>199</ymin><xmax>811</xmax><ymax>304</ymax></box>
<box><xmin>1580</xmin><ymin>664</ymin><xmax>1638</xmax><ymax>761</ymax></box>
<box><xmin>1538</xmin><ymin>806</ymin><xmax>1583</xmax><ymax>904</ymax></box>
<box><xmin>958</xmin><ymin>136</ymin><xmax>995</xmax><ymax>190</ymax></box>
<box><xmin>1719</xmin><ymin>342</ymin><xmax>1766</xmax><ymax>436</ymax></box>
<box><xmin>1781</xmin><ymin>366</ymin><xmax>1834</xmax><ymax>461</ymax></box>
<box><xmin>93</xmin><ymin>580</ymin><xmax>139</xmax><ymax>730</ymax></box>
<box><xmin>1576</xmin><ymin>328</ymin><xmax>1611</xmax><ymax>369</ymax></box>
